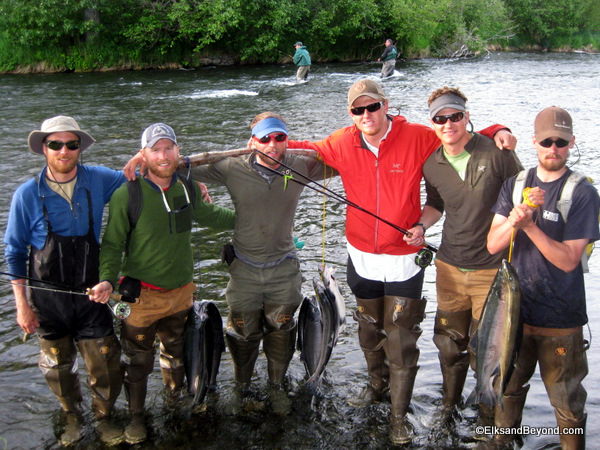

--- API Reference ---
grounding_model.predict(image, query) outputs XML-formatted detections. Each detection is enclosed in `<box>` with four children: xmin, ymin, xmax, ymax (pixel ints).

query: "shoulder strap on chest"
<box><xmin>557</xmin><ymin>171</ymin><xmax>587</xmax><ymax>222</ymax></box>
<box><xmin>512</xmin><ymin>168</ymin><xmax>532</xmax><ymax>206</ymax></box>
<box><xmin>176</xmin><ymin>174</ymin><xmax>197</xmax><ymax>208</ymax></box>
<box><xmin>126</xmin><ymin>178</ymin><xmax>142</xmax><ymax>230</ymax></box>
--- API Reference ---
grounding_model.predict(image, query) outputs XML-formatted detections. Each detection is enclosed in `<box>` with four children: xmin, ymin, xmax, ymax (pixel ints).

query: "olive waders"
<box><xmin>383</xmin><ymin>295</ymin><xmax>427</xmax><ymax>445</ymax></box>
<box><xmin>469</xmin><ymin>318</ymin><xmax>495</xmax><ymax>436</ymax></box>
<box><xmin>351</xmin><ymin>297</ymin><xmax>389</xmax><ymax>406</ymax></box>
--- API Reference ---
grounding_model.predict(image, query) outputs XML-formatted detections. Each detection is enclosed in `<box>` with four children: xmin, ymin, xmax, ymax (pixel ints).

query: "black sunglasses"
<box><xmin>45</xmin><ymin>140</ymin><xmax>81</xmax><ymax>151</ymax></box>
<box><xmin>539</xmin><ymin>137</ymin><xmax>570</xmax><ymax>148</ymax></box>
<box><xmin>255</xmin><ymin>133</ymin><xmax>287</xmax><ymax>144</ymax></box>
<box><xmin>432</xmin><ymin>112</ymin><xmax>465</xmax><ymax>125</ymax></box>
<box><xmin>350</xmin><ymin>101</ymin><xmax>384</xmax><ymax>116</ymax></box>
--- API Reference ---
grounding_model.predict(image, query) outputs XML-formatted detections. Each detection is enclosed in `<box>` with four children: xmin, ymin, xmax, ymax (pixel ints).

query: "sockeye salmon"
<box><xmin>467</xmin><ymin>259</ymin><xmax>522</xmax><ymax>409</ymax></box>
<box><xmin>183</xmin><ymin>300</ymin><xmax>225</xmax><ymax>405</ymax></box>
<box><xmin>297</xmin><ymin>265</ymin><xmax>346</xmax><ymax>388</ymax></box>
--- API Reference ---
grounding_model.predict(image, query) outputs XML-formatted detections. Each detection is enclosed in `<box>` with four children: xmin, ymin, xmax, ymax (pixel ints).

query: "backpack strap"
<box><xmin>557</xmin><ymin>171</ymin><xmax>590</xmax><ymax>273</ymax></box>
<box><xmin>512</xmin><ymin>168</ymin><xmax>532</xmax><ymax>206</ymax></box>
<box><xmin>176</xmin><ymin>174</ymin><xmax>197</xmax><ymax>208</ymax></box>
<box><xmin>125</xmin><ymin>179</ymin><xmax>142</xmax><ymax>256</ymax></box>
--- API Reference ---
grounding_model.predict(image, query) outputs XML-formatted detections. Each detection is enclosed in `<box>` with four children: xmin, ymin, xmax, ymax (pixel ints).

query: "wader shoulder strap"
<box><xmin>511</xmin><ymin>168</ymin><xmax>532</xmax><ymax>206</ymax></box>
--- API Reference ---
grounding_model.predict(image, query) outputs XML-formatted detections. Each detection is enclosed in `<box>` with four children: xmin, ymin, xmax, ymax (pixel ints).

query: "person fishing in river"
<box><xmin>378</xmin><ymin>39</ymin><xmax>398</xmax><ymax>78</ymax></box>
<box><xmin>486</xmin><ymin>107</ymin><xmax>599</xmax><ymax>449</ymax></box>
<box><xmin>89</xmin><ymin>123</ymin><xmax>234</xmax><ymax>445</ymax></box>
<box><xmin>414</xmin><ymin>87</ymin><xmax>522</xmax><ymax>433</ymax></box>
<box><xmin>4</xmin><ymin>116</ymin><xmax>127</xmax><ymax>446</ymax></box>
<box><xmin>293</xmin><ymin>41</ymin><xmax>311</xmax><ymax>82</ymax></box>
<box><xmin>287</xmin><ymin>78</ymin><xmax>517</xmax><ymax>445</ymax></box>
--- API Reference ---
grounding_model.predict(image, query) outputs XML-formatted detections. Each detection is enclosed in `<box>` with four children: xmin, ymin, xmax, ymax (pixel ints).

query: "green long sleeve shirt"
<box><xmin>99</xmin><ymin>174</ymin><xmax>235</xmax><ymax>289</ymax></box>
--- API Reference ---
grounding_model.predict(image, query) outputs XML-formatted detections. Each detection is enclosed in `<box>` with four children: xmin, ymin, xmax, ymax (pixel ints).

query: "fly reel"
<box><xmin>415</xmin><ymin>248</ymin><xmax>434</xmax><ymax>268</ymax></box>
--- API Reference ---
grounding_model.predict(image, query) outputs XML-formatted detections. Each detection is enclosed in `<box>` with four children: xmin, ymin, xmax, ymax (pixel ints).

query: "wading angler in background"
<box><xmin>378</xmin><ymin>39</ymin><xmax>398</xmax><ymax>79</ymax></box>
<box><xmin>416</xmin><ymin>87</ymin><xmax>522</xmax><ymax>430</ymax></box>
<box><xmin>293</xmin><ymin>41</ymin><xmax>311</xmax><ymax>82</ymax></box>
<box><xmin>90</xmin><ymin>123</ymin><xmax>235</xmax><ymax>444</ymax></box>
<box><xmin>487</xmin><ymin>107</ymin><xmax>599</xmax><ymax>449</ymax></box>
<box><xmin>288</xmin><ymin>79</ymin><xmax>516</xmax><ymax>444</ymax></box>
<box><xmin>4</xmin><ymin>116</ymin><xmax>127</xmax><ymax>446</ymax></box>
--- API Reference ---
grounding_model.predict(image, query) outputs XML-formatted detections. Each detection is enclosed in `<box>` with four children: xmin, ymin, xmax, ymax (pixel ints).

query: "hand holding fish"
<box><xmin>88</xmin><ymin>281</ymin><xmax>113</xmax><ymax>304</ymax></box>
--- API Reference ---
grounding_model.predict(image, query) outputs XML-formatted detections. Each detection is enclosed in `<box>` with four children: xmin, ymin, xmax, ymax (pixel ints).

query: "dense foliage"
<box><xmin>0</xmin><ymin>0</ymin><xmax>597</xmax><ymax>72</ymax></box>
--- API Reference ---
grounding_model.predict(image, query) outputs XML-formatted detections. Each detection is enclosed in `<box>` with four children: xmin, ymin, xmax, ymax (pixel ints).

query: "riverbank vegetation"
<box><xmin>0</xmin><ymin>0</ymin><xmax>598</xmax><ymax>73</ymax></box>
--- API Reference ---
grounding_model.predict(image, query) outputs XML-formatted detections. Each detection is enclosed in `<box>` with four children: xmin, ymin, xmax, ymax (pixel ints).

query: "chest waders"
<box><xmin>31</xmin><ymin>188</ymin><xmax>122</xmax><ymax>443</ymax></box>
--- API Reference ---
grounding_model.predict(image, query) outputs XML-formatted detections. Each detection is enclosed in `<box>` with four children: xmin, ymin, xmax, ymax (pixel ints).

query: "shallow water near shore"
<box><xmin>0</xmin><ymin>52</ymin><xmax>599</xmax><ymax>449</ymax></box>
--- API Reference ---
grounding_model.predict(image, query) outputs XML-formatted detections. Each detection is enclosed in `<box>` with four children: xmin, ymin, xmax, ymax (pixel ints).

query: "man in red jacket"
<box><xmin>289</xmin><ymin>78</ymin><xmax>515</xmax><ymax>444</ymax></box>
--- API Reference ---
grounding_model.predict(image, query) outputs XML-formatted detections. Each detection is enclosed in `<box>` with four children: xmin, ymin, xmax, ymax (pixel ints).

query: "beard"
<box><xmin>539</xmin><ymin>155</ymin><xmax>567</xmax><ymax>172</ymax></box>
<box><xmin>147</xmin><ymin>159</ymin><xmax>177</xmax><ymax>179</ymax></box>
<box><xmin>47</xmin><ymin>155</ymin><xmax>78</xmax><ymax>175</ymax></box>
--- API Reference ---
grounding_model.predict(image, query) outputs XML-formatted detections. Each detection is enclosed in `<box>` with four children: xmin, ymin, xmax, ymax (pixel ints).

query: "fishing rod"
<box><xmin>0</xmin><ymin>271</ymin><xmax>137</xmax><ymax>319</ymax></box>
<box><xmin>253</xmin><ymin>148</ymin><xmax>437</xmax><ymax>267</ymax></box>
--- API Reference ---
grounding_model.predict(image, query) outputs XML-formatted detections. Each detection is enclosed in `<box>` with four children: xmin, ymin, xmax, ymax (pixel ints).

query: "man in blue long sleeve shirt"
<box><xmin>4</xmin><ymin>116</ymin><xmax>126</xmax><ymax>446</ymax></box>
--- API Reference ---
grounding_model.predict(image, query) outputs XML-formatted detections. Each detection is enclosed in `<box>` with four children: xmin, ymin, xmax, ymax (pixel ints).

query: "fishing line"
<box><xmin>253</xmin><ymin>148</ymin><xmax>438</xmax><ymax>253</ymax></box>
<box><xmin>253</xmin><ymin>148</ymin><xmax>436</xmax><ymax>268</ymax></box>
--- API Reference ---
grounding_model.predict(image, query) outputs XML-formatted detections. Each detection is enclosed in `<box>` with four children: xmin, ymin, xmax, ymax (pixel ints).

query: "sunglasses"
<box><xmin>539</xmin><ymin>137</ymin><xmax>570</xmax><ymax>148</ymax></box>
<box><xmin>350</xmin><ymin>101</ymin><xmax>384</xmax><ymax>116</ymax></box>
<box><xmin>45</xmin><ymin>140</ymin><xmax>81</xmax><ymax>151</ymax></box>
<box><xmin>432</xmin><ymin>112</ymin><xmax>465</xmax><ymax>125</ymax></box>
<box><xmin>254</xmin><ymin>133</ymin><xmax>287</xmax><ymax>144</ymax></box>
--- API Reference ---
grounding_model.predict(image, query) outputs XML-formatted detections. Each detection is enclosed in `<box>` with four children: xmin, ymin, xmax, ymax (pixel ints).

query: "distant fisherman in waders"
<box><xmin>378</xmin><ymin>39</ymin><xmax>398</xmax><ymax>79</ymax></box>
<box><xmin>89</xmin><ymin>123</ymin><xmax>235</xmax><ymax>444</ymax></box>
<box><xmin>487</xmin><ymin>106</ymin><xmax>599</xmax><ymax>449</ymax></box>
<box><xmin>293</xmin><ymin>41</ymin><xmax>311</xmax><ymax>82</ymax></box>
<box><xmin>287</xmin><ymin>79</ymin><xmax>517</xmax><ymax>445</ymax></box>
<box><xmin>4</xmin><ymin>116</ymin><xmax>127</xmax><ymax>445</ymax></box>
<box><xmin>415</xmin><ymin>87</ymin><xmax>522</xmax><ymax>433</ymax></box>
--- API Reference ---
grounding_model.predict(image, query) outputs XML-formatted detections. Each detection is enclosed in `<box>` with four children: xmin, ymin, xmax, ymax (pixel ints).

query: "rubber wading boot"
<box><xmin>263</xmin><ymin>326</ymin><xmax>297</xmax><ymax>385</ymax></box>
<box><xmin>351</xmin><ymin>297</ymin><xmax>388</xmax><ymax>407</ymax></box>
<box><xmin>389</xmin><ymin>365</ymin><xmax>419</xmax><ymax>445</ymax></box>
<box><xmin>96</xmin><ymin>416</ymin><xmax>124</xmax><ymax>446</ymax></box>
<box><xmin>77</xmin><ymin>334</ymin><xmax>122</xmax><ymax>419</ymax></box>
<box><xmin>268</xmin><ymin>382</ymin><xmax>292</xmax><ymax>416</ymax></box>
<box><xmin>223</xmin><ymin>382</ymin><xmax>249</xmax><ymax>415</ymax></box>
<box><xmin>433</xmin><ymin>309</ymin><xmax>472</xmax><ymax>407</ymax></box>
<box><xmin>125</xmin><ymin>413</ymin><xmax>147</xmax><ymax>445</ymax></box>
<box><xmin>556</xmin><ymin>411</ymin><xmax>586</xmax><ymax>450</ymax></box>
<box><xmin>38</xmin><ymin>335</ymin><xmax>83</xmax><ymax>413</ymax></box>
<box><xmin>60</xmin><ymin>412</ymin><xmax>84</xmax><ymax>446</ymax></box>
<box><xmin>124</xmin><ymin>380</ymin><xmax>148</xmax><ymax>444</ymax></box>
<box><xmin>491</xmin><ymin>385</ymin><xmax>530</xmax><ymax>446</ymax></box>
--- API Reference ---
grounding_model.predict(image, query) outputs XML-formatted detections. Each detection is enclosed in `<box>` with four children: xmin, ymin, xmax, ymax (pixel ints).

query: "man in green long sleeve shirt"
<box><xmin>90</xmin><ymin>123</ymin><xmax>234</xmax><ymax>444</ymax></box>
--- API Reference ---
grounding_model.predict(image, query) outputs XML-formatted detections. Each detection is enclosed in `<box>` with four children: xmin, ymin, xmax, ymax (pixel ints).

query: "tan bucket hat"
<box><xmin>28</xmin><ymin>116</ymin><xmax>95</xmax><ymax>155</ymax></box>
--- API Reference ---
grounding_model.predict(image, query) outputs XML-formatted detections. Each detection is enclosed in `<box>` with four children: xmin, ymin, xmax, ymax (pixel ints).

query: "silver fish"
<box><xmin>297</xmin><ymin>265</ymin><xmax>346</xmax><ymax>387</ymax></box>
<box><xmin>183</xmin><ymin>300</ymin><xmax>225</xmax><ymax>405</ymax></box>
<box><xmin>467</xmin><ymin>259</ymin><xmax>522</xmax><ymax>409</ymax></box>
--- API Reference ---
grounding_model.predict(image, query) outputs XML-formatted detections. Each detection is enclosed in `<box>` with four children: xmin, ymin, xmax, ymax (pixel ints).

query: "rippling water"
<box><xmin>0</xmin><ymin>52</ymin><xmax>599</xmax><ymax>449</ymax></box>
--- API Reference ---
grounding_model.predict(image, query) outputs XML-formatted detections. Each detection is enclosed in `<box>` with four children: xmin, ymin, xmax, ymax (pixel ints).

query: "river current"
<box><xmin>0</xmin><ymin>52</ymin><xmax>599</xmax><ymax>449</ymax></box>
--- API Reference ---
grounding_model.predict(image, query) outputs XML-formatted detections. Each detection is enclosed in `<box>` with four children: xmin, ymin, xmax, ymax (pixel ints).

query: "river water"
<box><xmin>0</xmin><ymin>52</ymin><xmax>599</xmax><ymax>449</ymax></box>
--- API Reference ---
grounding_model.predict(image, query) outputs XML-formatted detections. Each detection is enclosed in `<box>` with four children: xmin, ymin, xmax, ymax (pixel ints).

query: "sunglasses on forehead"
<box><xmin>538</xmin><ymin>137</ymin><xmax>570</xmax><ymax>148</ymax></box>
<box><xmin>350</xmin><ymin>101</ymin><xmax>384</xmax><ymax>116</ymax></box>
<box><xmin>432</xmin><ymin>112</ymin><xmax>465</xmax><ymax>125</ymax></box>
<box><xmin>254</xmin><ymin>133</ymin><xmax>287</xmax><ymax>144</ymax></box>
<box><xmin>45</xmin><ymin>140</ymin><xmax>81</xmax><ymax>151</ymax></box>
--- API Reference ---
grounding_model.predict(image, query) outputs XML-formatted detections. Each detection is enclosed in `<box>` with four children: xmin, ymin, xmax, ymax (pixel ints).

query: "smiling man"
<box><xmin>4</xmin><ymin>116</ymin><xmax>127</xmax><ymax>445</ymax></box>
<box><xmin>183</xmin><ymin>112</ymin><xmax>334</xmax><ymax>416</ymax></box>
<box><xmin>90</xmin><ymin>123</ymin><xmax>235</xmax><ymax>444</ymax></box>
<box><xmin>415</xmin><ymin>87</ymin><xmax>522</xmax><ymax>432</ymax></box>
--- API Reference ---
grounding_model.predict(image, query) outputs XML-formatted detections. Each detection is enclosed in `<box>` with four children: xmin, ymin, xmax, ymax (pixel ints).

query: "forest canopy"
<box><xmin>0</xmin><ymin>0</ymin><xmax>598</xmax><ymax>72</ymax></box>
